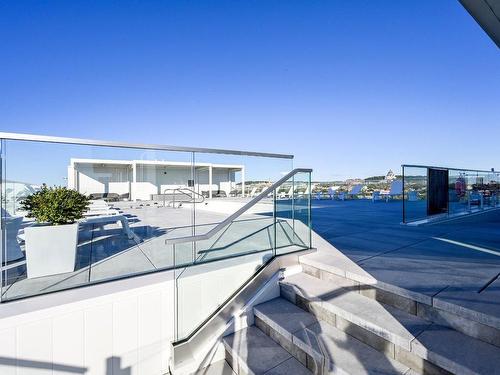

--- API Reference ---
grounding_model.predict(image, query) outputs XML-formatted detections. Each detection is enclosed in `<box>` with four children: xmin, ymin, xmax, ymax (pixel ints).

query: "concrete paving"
<box><xmin>255</xmin><ymin>297</ymin><xmax>409</xmax><ymax>375</ymax></box>
<box><xmin>222</xmin><ymin>326</ymin><xmax>310</xmax><ymax>375</ymax></box>
<box><xmin>194</xmin><ymin>360</ymin><xmax>236</xmax><ymax>375</ymax></box>
<box><xmin>309</xmin><ymin>200</ymin><xmax>500</xmax><ymax>329</ymax></box>
<box><xmin>2</xmin><ymin>200</ymin><xmax>308</xmax><ymax>301</ymax></box>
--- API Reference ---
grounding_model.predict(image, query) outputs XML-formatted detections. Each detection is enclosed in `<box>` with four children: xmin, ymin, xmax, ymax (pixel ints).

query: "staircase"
<box><xmin>220</xmin><ymin>262</ymin><xmax>500</xmax><ymax>374</ymax></box>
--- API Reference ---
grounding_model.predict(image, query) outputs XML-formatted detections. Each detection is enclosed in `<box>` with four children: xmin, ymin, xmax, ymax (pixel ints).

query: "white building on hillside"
<box><xmin>67</xmin><ymin>158</ymin><xmax>245</xmax><ymax>200</ymax></box>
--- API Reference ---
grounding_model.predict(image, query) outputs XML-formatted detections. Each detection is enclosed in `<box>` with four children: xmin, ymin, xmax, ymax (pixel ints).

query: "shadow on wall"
<box><xmin>0</xmin><ymin>356</ymin><xmax>133</xmax><ymax>374</ymax></box>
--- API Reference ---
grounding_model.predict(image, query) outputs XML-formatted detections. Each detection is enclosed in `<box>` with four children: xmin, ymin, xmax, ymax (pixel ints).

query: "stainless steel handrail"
<box><xmin>0</xmin><ymin>132</ymin><xmax>293</xmax><ymax>159</ymax></box>
<box><xmin>402</xmin><ymin>164</ymin><xmax>498</xmax><ymax>174</ymax></box>
<box><xmin>166</xmin><ymin>168</ymin><xmax>312</xmax><ymax>244</ymax></box>
<box><xmin>162</xmin><ymin>187</ymin><xmax>205</xmax><ymax>206</ymax></box>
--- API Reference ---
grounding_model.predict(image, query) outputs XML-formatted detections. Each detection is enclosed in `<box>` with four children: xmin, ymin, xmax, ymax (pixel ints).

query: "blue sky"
<box><xmin>1</xmin><ymin>0</ymin><xmax>499</xmax><ymax>181</ymax></box>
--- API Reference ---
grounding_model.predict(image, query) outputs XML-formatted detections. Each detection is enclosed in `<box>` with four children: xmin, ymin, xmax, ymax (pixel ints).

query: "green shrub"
<box><xmin>21</xmin><ymin>185</ymin><xmax>90</xmax><ymax>225</ymax></box>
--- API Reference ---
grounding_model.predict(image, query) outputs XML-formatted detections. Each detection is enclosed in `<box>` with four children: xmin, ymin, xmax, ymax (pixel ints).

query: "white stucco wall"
<box><xmin>74</xmin><ymin>164</ymin><xmax>132</xmax><ymax>196</ymax></box>
<box><xmin>0</xmin><ymin>271</ymin><xmax>175</xmax><ymax>375</ymax></box>
<box><xmin>0</xmin><ymin>253</ymin><xmax>279</xmax><ymax>375</ymax></box>
<box><xmin>70</xmin><ymin>161</ymin><xmax>240</xmax><ymax>201</ymax></box>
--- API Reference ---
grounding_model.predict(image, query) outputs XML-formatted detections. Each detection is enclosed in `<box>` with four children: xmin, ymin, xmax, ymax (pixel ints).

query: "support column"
<box><xmin>132</xmin><ymin>162</ymin><xmax>137</xmax><ymax>201</ymax></box>
<box><xmin>209</xmin><ymin>165</ymin><xmax>213</xmax><ymax>199</ymax></box>
<box><xmin>241</xmin><ymin>167</ymin><xmax>246</xmax><ymax>198</ymax></box>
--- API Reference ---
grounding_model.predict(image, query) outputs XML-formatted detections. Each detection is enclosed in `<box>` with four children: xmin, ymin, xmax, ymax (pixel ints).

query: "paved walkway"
<box><xmin>309</xmin><ymin>199</ymin><xmax>500</xmax><ymax>326</ymax></box>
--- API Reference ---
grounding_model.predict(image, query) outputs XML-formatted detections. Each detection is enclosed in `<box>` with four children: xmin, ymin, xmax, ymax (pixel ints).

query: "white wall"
<box><xmin>0</xmin><ymin>253</ymin><xmax>280</xmax><ymax>375</ymax></box>
<box><xmin>0</xmin><ymin>271</ymin><xmax>175</xmax><ymax>375</ymax></box>
<box><xmin>212</xmin><ymin>169</ymin><xmax>236</xmax><ymax>196</ymax></box>
<box><xmin>131</xmin><ymin>182</ymin><xmax>159</xmax><ymax>201</ymax></box>
<box><xmin>72</xmin><ymin>163</ymin><xmax>238</xmax><ymax>200</ymax></box>
<box><xmin>74</xmin><ymin>164</ymin><xmax>131</xmax><ymax>196</ymax></box>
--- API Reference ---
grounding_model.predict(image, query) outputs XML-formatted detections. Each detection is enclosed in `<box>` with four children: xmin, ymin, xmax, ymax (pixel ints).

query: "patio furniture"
<box><xmin>468</xmin><ymin>191</ymin><xmax>484</xmax><ymax>210</ymax></box>
<box><xmin>372</xmin><ymin>191</ymin><xmax>383</xmax><ymax>202</ymax></box>
<box><xmin>328</xmin><ymin>187</ymin><xmax>337</xmax><ymax>200</ymax></box>
<box><xmin>84</xmin><ymin>200</ymin><xmax>122</xmax><ymax>216</ymax></box>
<box><xmin>278</xmin><ymin>186</ymin><xmax>294</xmax><ymax>199</ymax></box>
<box><xmin>381</xmin><ymin>180</ymin><xmax>403</xmax><ymax>202</ymax></box>
<box><xmin>345</xmin><ymin>184</ymin><xmax>363</xmax><ymax>199</ymax></box>
<box><xmin>83</xmin><ymin>214</ymin><xmax>141</xmax><ymax>242</ymax></box>
<box><xmin>407</xmin><ymin>190</ymin><xmax>418</xmax><ymax>201</ymax></box>
<box><xmin>88</xmin><ymin>193</ymin><xmax>121</xmax><ymax>202</ymax></box>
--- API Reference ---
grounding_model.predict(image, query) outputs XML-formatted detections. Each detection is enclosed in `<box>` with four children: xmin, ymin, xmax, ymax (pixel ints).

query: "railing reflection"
<box><xmin>402</xmin><ymin>164</ymin><xmax>499</xmax><ymax>224</ymax></box>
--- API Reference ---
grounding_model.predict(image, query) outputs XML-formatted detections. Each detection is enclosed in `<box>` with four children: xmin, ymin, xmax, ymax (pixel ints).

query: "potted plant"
<box><xmin>21</xmin><ymin>185</ymin><xmax>90</xmax><ymax>278</ymax></box>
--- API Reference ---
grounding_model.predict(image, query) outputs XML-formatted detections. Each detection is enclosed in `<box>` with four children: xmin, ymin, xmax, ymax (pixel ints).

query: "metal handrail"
<box><xmin>162</xmin><ymin>187</ymin><xmax>205</xmax><ymax>206</ymax></box>
<box><xmin>402</xmin><ymin>164</ymin><xmax>498</xmax><ymax>174</ymax></box>
<box><xmin>0</xmin><ymin>132</ymin><xmax>293</xmax><ymax>159</ymax></box>
<box><xmin>166</xmin><ymin>168</ymin><xmax>313</xmax><ymax>244</ymax></box>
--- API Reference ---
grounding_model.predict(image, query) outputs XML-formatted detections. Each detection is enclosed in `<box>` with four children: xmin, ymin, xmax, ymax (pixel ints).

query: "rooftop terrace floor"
<box><xmin>309</xmin><ymin>199</ymin><xmax>500</xmax><ymax>328</ymax></box>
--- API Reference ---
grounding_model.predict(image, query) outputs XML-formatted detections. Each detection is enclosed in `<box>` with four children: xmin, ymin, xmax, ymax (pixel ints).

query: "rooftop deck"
<box><xmin>309</xmin><ymin>199</ymin><xmax>500</xmax><ymax>329</ymax></box>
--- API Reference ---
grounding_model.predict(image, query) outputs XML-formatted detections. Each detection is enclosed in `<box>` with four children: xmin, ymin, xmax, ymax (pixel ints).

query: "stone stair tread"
<box><xmin>253</xmin><ymin>296</ymin><xmax>319</xmax><ymax>340</ymax></box>
<box><xmin>222</xmin><ymin>326</ymin><xmax>311</xmax><ymax>375</ymax></box>
<box><xmin>411</xmin><ymin>325</ymin><xmax>500</xmax><ymax>375</ymax></box>
<box><xmin>282</xmin><ymin>272</ymin><xmax>431</xmax><ymax>350</ymax></box>
<box><xmin>194</xmin><ymin>360</ymin><xmax>236</xmax><ymax>375</ymax></box>
<box><xmin>255</xmin><ymin>298</ymin><xmax>409</xmax><ymax>375</ymax></box>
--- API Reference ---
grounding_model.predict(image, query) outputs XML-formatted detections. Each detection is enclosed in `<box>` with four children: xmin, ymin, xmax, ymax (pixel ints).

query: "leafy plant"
<box><xmin>21</xmin><ymin>185</ymin><xmax>90</xmax><ymax>225</ymax></box>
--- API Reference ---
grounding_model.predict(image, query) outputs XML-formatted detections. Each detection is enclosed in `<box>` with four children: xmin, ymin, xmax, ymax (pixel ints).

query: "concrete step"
<box><xmin>281</xmin><ymin>272</ymin><xmax>500</xmax><ymax>375</ymax></box>
<box><xmin>193</xmin><ymin>360</ymin><xmax>236</xmax><ymax>374</ymax></box>
<box><xmin>254</xmin><ymin>297</ymin><xmax>410</xmax><ymax>375</ymax></box>
<box><xmin>281</xmin><ymin>272</ymin><xmax>432</xmax><ymax>352</ymax></box>
<box><xmin>222</xmin><ymin>326</ymin><xmax>312</xmax><ymax>375</ymax></box>
<box><xmin>300</xmin><ymin>257</ymin><xmax>500</xmax><ymax>348</ymax></box>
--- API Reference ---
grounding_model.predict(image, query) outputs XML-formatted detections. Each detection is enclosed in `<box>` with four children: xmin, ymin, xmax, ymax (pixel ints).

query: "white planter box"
<box><xmin>24</xmin><ymin>223</ymin><xmax>79</xmax><ymax>279</ymax></box>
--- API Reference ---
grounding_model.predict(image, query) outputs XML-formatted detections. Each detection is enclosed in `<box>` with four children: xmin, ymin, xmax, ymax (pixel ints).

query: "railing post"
<box><xmin>273</xmin><ymin>188</ymin><xmax>277</xmax><ymax>257</ymax></box>
<box><xmin>308</xmin><ymin>171</ymin><xmax>312</xmax><ymax>249</ymax></box>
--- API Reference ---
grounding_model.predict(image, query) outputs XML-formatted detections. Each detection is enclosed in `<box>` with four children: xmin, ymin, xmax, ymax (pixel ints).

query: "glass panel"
<box><xmin>448</xmin><ymin>169</ymin><xmax>468</xmax><ymax>216</ymax></box>
<box><xmin>173</xmin><ymin>218</ymin><xmax>275</xmax><ymax>340</ymax></box>
<box><xmin>403</xmin><ymin>166</ymin><xmax>428</xmax><ymax>223</ymax></box>
<box><xmin>173</xmin><ymin>169</ymin><xmax>312</xmax><ymax>341</ymax></box>
<box><xmin>0</xmin><ymin>135</ymin><xmax>312</xmax><ymax>344</ymax></box>
<box><xmin>0</xmin><ymin>139</ymin><xmax>194</xmax><ymax>301</ymax></box>
<box><xmin>275</xmin><ymin>172</ymin><xmax>311</xmax><ymax>255</ymax></box>
<box><xmin>404</xmin><ymin>166</ymin><xmax>500</xmax><ymax>224</ymax></box>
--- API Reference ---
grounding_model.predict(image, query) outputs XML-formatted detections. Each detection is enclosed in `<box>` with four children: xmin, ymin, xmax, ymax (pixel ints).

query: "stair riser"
<box><xmin>301</xmin><ymin>263</ymin><xmax>500</xmax><ymax>348</ymax></box>
<box><xmin>280</xmin><ymin>284</ymin><xmax>451</xmax><ymax>375</ymax></box>
<box><xmin>225</xmin><ymin>350</ymin><xmax>247</xmax><ymax>375</ymax></box>
<box><xmin>255</xmin><ymin>316</ymin><xmax>323</xmax><ymax>374</ymax></box>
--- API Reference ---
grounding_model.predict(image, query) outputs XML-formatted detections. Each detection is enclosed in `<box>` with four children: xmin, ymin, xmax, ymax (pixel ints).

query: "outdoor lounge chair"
<box><xmin>327</xmin><ymin>187</ymin><xmax>337</xmax><ymax>200</ymax></box>
<box><xmin>372</xmin><ymin>191</ymin><xmax>383</xmax><ymax>202</ymax></box>
<box><xmin>407</xmin><ymin>190</ymin><xmax>418</xmax><ymax>201</ymax></box>
<box><xmin>248</xmin><ymin>187</ymin><xmax>258</xmax><ymax>198</ymax></box>
<box><xmin>345</xmin><ymin>184</ymin><xmax>363</xmax><ymax>199</ymax></box>
<box><xmin>381</xmin><ymin>180</ymin><xmax>403</xmax><ymax>201</ymax></box>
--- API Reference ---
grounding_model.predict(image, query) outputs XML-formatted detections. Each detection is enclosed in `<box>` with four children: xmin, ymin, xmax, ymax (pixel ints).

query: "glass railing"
<box><xmin>402</xmin><ymin>164</ymin><xmax>499</xmax><ymax>224</ymax></box>
<box><xmin>0</xmin><ymin>133</ymin><xmax>312</xmax><ymax>304</ymax></box>
<box><xmin>172</xmin><ymin>168</ymin><xmax>312</xmax><ymax>341</ymax></box>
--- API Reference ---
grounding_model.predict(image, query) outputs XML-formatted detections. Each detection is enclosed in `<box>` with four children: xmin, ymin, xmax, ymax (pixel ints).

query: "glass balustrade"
<box><xmin>403</xmin><ymin>164</ymin><xmax>499</xmax><ymax>224</ymax></box>
<box><xmin>0</xmin><ymin>134</ymin><xmax>311</xmax><ymax>308</ymax></box>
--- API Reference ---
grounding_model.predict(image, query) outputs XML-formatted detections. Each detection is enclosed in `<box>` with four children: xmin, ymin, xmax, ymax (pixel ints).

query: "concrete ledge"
<box><xmin>222</xmin><ymin>326</ymin><xmax>309</xmax><ymax>375</ymax></box>
<box><xmin>417</xmin><ymin>302</ymin><xmax>500</xmax><ymax>348</ymax></box>
<box><xmin>411</xmin><ymin>326</ymin><xmax>500</xmax><ymax>375</ymax></box>
<box><xmin>254</xmin><ymin>298</ymin><xmax>409</xmax><ymax>375</ymax></box>
<box><xmin>281</xmin><ymin>273</ymin><xmax>431</xmax><ymax>351</ymax></box>
<box><xmin>300</xmin><ymin>255</ymin><xmax>500</xmax><ymax>343</ymax></box>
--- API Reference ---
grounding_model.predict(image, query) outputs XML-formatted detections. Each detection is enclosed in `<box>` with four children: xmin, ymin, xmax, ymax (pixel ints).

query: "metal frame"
<box><xmin>402</xmin><ymin>163</ymin><xmax>500</xmax><ymax>224</ymax></box>
<box><xmin>0</xmin><ymin>132</ymin><xmax>294</xmax><ymax>159</ymax></box>
<box><xmin>171</xmin><ymin>247</ymin><xmax>316</xmax><ymax>371</ymax></box>
<box><xmin>167</xmin><ymin>168</ymin><xmax>313</xmax><ymax>244</ymax></box>
<box><xmin>402</xmin><ymin>164</ymin><xmax>496</xmax><ymax>174</ymax></box>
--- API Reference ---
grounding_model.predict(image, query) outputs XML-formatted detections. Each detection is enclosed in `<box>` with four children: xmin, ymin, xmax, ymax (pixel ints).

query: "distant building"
<box><xmin>385</xmin><ymin>169</ymin><xmax>396</xmax><ymax>181</ymax></box>
<box><xmin>67</xmin><ymin>158</ymin><xmax>244</xmax><ymax>200</ymax></box>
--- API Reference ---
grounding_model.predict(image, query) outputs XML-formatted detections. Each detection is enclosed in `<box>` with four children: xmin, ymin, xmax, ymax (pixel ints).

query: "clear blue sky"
<box><xmin>1</xmin><ymin>0</ymin><xmax>499</xmax><ymax>181</ymax></box>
